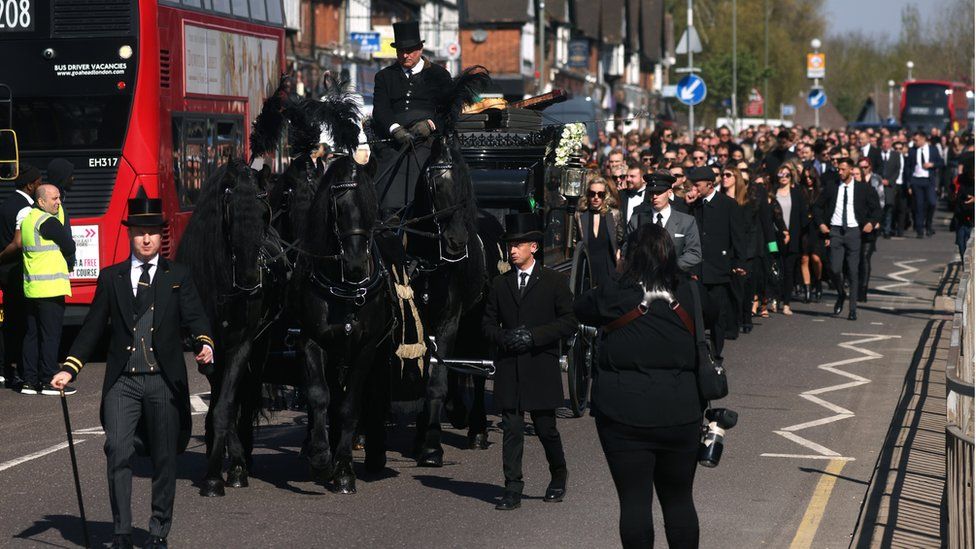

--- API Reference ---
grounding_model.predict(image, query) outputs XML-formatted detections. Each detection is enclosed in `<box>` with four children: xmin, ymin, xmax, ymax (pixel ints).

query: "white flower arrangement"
<box><xmin>554</xmin><ymin>123</ymin><xmax>587</xmax><ymax>166</ymax></box>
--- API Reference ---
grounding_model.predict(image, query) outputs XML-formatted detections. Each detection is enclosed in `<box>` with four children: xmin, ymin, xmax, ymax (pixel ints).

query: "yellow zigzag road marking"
<box><xmin>761</xmin><ymin>333</ymin><xmax>900</xmax><ymax>460</ymax></box>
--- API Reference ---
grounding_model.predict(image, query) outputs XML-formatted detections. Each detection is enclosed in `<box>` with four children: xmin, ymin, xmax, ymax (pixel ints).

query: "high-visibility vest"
<box><xmin>22</xmin><ymin>206</ymin><xmax>72</xmax><ymax>298</ymax></box>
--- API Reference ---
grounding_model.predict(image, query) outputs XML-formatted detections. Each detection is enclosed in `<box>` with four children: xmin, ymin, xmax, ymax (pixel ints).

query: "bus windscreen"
<box><xmin>12</xmin><ymin>95</ymin><xmax>130</xmax><ymax>150</ymax></box>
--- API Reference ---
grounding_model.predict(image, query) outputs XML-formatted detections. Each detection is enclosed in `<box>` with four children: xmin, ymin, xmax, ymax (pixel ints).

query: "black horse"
<box><xmin>176</xmin><ymin>158</ymin><xmax>282</xmax><ymax>497</ymax></box>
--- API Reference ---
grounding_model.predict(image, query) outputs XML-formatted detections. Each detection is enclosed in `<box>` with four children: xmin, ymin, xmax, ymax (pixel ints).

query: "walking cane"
<box><xmin>59</xmin><ymin>389</ymin><xmax>91</xmax><ymax>549</ymax></box>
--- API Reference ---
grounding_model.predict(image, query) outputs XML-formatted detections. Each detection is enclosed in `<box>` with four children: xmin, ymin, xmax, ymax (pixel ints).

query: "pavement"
<box><xmin>0</xmin><ymin>222</ymin><xmax>960</xmax><ymax>548</ymax></box>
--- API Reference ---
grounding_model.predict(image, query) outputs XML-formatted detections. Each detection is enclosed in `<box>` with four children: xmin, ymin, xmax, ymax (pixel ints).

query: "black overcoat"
<box><xmin>372</xmin><ymin>59</ymin><xmax>452</xmax><ymax>138</ymax></box>
<box><xmin>60</xmin><ymin>258</ymin><xmax>213</xmax><ymax>454</ymax></box>
<box><xmin>482</xmin><ymin>265</ymin><xmax>577</xmax><ymax>411</ymax></box>
<box><xmin>692</xmin><ymin>192</ymin><xmax>746</xmax><ymax>284</ymax></box>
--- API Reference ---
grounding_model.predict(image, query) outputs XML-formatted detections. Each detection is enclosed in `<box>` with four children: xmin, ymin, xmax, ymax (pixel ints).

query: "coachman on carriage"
<box><xmin>173</xmin><ymin>19</ymin><xmax>599</xmax><ymax>498</ymax></box>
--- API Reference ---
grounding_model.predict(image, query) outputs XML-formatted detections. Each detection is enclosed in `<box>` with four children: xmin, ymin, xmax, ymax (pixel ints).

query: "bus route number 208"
<box><xmin>89</xmin><ymin>157</ymin><xmax>119</xmax><ymax>168</ymax></box>
<box><xmin>0</xmin><ymin>0</ymin><xmax>34</xmax><ymax>32</ymax></box>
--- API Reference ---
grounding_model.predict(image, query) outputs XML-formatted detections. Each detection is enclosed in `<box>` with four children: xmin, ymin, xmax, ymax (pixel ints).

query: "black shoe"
<box><xmin>41</xmin><ymin>383</ymin><xmax>76</xmax><ymax>396</ymax></box>
<box><xmin>814</xmin><ymin>285</ymin><xmax>823</xmax><ymax>303</ymax></box>
<box><xmin>740</xmin><ymin>324</ymin><xmax>753</xmax><ymax>334</ymax></box>
<box><xmin>848</xmin><ymin>310</ymin><xmax>857</xmax><ymax>321</ymax></box>
<box><xmin>802</xmin><ymin>284</ymin><xmax>811</xmax><ymax>303</ymax></box>
<box><xmin>926</xmin><ymin>229</ymin><xmax>935</xmax><ymax>237</ymax></box>
<box><xmin>145</xmin><ymin>536</ymin><xmax>168</xmax><ymax>549</ymax></box>
<box><xmin>544</xmin><ymin>485</ymin><xmax>566</xmax><ymax>502</ymax></box>
<box><xmin>495</xmin><ymin>491</ymin><xmax>521</xmax><ymax>510</ymax></box>
<box><xmin>3</xmin><ymin>375</ymin><xmax>20</xmax><ymax>390</ymax></box>
<box><xmin>833</xmin><ymin>293</ymin><xmax>846</xmax><ymax>316</ymax></box>
<box><xmin>857</xmin><ymin>291</ymin><xmax>867</xmax><ymax>303</ymax></box>
<box><xmin>19</xmin><ymin>383</ymin><xmax>39</xmax><ymax>395</ymax></box>
<box><xmin>468</xmin><ymin>432</ymin><xmax>489</xmax><ymax>450</ymax></box>
<box><xmin>111</xmin><ymin>534</ymin><xmax>133</xmax><ymax>549</ymax></box>
<box><xmin>917</xmin><ymin>233</ymin><xmax>925</xmax><ymax>239</ymax></box>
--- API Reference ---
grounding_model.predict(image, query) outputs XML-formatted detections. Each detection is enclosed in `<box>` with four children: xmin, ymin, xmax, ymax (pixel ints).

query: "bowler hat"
<box><xmin>391</xmin><ymin>21</ymin><xmax>424</xmax><ymax>50</ymax></box>
<box><xmin>122</xmin><ymin>195</ymin><xmax>167</xmax><ymax>227</ymax></box>
<box><xmin>642</xmin><ymin>170</ymin><xmax>676</xmax><ymax>193</ymax></box>
<box><xmin>686</xmin><ymin>166</ymin><xmax>716</xmax><ymax>183</ymax></box>
<box><xmin>502</xmin><ymin>213</ymin><xmax>543</xmax><ymax>243</ymax></box>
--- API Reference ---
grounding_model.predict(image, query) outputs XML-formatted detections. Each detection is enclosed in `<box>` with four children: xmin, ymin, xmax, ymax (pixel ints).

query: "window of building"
<box><xmin>171</xmin><ymin>114</ymin><xmax>244</xmax><ymax>210</ymax></box>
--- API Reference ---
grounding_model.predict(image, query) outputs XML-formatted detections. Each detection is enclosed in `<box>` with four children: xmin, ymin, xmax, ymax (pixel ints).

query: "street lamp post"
<box><xmin>687</xmin><ymin>0</ymin><xmax>695</xmax><ymax>132</ymax></box>
<box><xmin>731</xmin><ymin>0</ymin><xmax>737</xmax><ymax>132</ymax></box>
<box><xmin>906</xmin><ymin>60</ymin><xmax>914</xmax><ymax>81</ymax></box>
<box><xmin>887</xmin><ymin>79</ymin><xmax>896</xmax><ymax>122</ymax></box>
<box><xmin>811</xmin><ymin>37</ymin><xmax>821</xmax><ymax>128</ymax></box>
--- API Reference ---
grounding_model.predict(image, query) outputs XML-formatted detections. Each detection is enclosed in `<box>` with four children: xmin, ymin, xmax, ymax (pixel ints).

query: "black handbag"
<box><xmin>687</xmin><ymin>283</ymin><xmax>729</xmax><ymax>402</ymax></box>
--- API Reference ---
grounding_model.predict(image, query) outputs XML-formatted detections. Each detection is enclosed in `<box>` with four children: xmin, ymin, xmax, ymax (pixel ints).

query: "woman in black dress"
<box><xmin>771</xmin><ymin>162</ymin><xmax>809</xmax><ymax>315</ymax></box>
<box><xmin>799</xmin><ymin>166</ymin><xmax>826</xmax><ymax>302</ymax></box>
<box><xmin>574</xmin><ymin>174</ymin><xmax>624</xmax><ymax>287</ymax></box>
<box><xmin>575</xmin><ymin>224</ymin><xmax>705</xmax><ymax>549</ymax></box>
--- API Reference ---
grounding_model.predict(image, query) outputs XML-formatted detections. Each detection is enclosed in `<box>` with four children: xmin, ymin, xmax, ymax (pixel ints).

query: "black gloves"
<box><xmin>392</xmin><ymin>126</ymin><xmax>413</xmax><ymax>146</ymax></box>
<box><xmin>409</xmin><ymin>120</ymin><xmax>433</xmax><ymax>139</ymax></box>
<box><xmin>501</xmin><ymin>326</ymin><xmax>533</xmax><ymax>354</ymax></box>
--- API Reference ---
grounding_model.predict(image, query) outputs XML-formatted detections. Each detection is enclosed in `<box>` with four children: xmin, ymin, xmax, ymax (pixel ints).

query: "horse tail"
<box><xmin>440</xmin><ymin>66</ymin><xmax>492</xmax><ymax>134</ymax></box>
<box><xmin>249</xmin><ymin>73</ymin><xmax>291</xmax><ymax>162</ymax></box>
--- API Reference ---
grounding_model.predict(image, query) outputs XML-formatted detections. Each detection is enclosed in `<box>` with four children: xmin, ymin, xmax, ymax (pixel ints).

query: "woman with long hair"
<box><xmin>574</xmin><ymin>173</ymin><xmax>624</xmax><ymax>287</ymax></box>
<box><xmin>799</xmin><ymin>166</ymin><xmax>826</xmax><ymax>302</ymax></box>
<box><xmin>721</xmin><ymin>165</ymin><xmax>753</xmax><ymax>333</ymax></box>
<box><xmin>575</xmin><ymin>224</ymin><xmax>705</xmax><ymax>549</ymax></box>
<box><xmin>771</xmin><ymin>162</ymin><xmax>808</xmax><ymax>315</ymax></box>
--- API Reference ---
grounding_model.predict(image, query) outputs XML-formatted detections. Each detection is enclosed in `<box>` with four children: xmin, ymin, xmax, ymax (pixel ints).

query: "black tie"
<box><xmin>656</xmin><ymin>213</ymin><xmax>664</xmax><ymax>227</ymax></box>
<box><xmin>841</xmin><ymin>185</ymin><xmax>849</xmax><ymax>233</ymax></box>
<box><xmin>519</xmin><ymin>272</ymin><xmax>529</xmax><ymax>296</ymax></box>
<box><xmin>135</xmin><ymin>263</ymin><xmax>152</xmax><ymax>317</ymax></box>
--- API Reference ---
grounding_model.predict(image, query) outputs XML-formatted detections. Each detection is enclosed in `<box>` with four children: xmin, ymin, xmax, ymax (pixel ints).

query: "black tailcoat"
<box><xmin>692</xmin><ymin>192</ymin><xmax>746</xmax><ymax>284</ymax></box>
<box><xmin>372</xmin><ymin>59</ymin><xmax>453</xmax><ymax>138</ymax></box>
<box><xmin>61</xmin><ymin>258</ymin><xmax>213</xmax><ymax>454</ymax></box>
<box><xmin>482</xmin><ymin>264</ymin><xmax>577</xmax><ymax>411</ymax></box>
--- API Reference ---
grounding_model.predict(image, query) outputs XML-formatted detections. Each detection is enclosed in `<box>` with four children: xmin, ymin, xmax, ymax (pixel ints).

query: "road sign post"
<box><xmin>807</xmin><ymin>41</ymin><xmax>825</xmax><ymax>127</ymax></box>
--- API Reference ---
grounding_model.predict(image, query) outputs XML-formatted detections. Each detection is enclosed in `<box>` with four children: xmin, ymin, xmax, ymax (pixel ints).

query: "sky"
<box><xmin>823</xmin><ymin>0</ymin><xmax>926</xmax><ymax>40</ymax></box>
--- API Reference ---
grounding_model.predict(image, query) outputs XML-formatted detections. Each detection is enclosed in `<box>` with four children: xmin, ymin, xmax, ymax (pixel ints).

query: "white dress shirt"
<box><xmin>830</xmin><ymin>180</ymin><xmax>859</xmax><ymax>228</ymax></box>
<box><xmin>517</xmin><ymin>260</ymin><xmax>535</xmax><ymax>291</ymax></box>
<box><xmin>653</xmin><ymin>204</ymin><xmax>672</xmax><ymax>228</ymax></box>
<box><xmin>14</xmin><ymin>189</ymin><xmax>34</xmax><ymax>230</ymax></box>
<box><xmin>626</xmin><ymin>185</ymin><xmax>646</xmax><ymax>221</ymax></box>
<box><xmin>702</xmin><ymin>187</ymin><xmax>718</xmax><ymax>204</ymax></box>
<box><xmin>130</xmin><ymin>254</ymin><xmax>159</xmax><ymax>296</ymax></box>
<box><xmin>912</xmin><ymin>145</ymin><xmax>930</xmax><ymax>178</ymax></box>
<box><xmin>895</xmin><ymin>154</ymin><xmax>904</xmax><ymax>185</ymax></box>
<box><xmin>389</xmin><ymin>58</ymin><xmax>427</xmax><ymax>134</ymax></box>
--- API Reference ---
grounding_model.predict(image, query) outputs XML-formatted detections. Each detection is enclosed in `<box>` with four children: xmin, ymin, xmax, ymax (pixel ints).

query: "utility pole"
<box><xmin>537</xmin><ymin>0</ymin><xmax>546</xmax><ymax>94</ymax></box>
<box><xmin>762</xmin><ymin>0</ymin><xmax>768</xmax><ymax>125</ymax></box>
<box><xmin>687</xmin><ymin>0</ymin><xmax>694</xmax><ymax>132</ymax></box>
<box><xmin>731</xmin><ymin>0</ymin><xmax>737</xmax><ymax>132</ymax></box>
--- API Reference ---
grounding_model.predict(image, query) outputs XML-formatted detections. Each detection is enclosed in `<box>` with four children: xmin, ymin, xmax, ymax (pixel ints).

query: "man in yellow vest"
<box><xmin>21</xmin><ymin>183</ymin><xmax>75</xmax><ymax>395</ymax></box>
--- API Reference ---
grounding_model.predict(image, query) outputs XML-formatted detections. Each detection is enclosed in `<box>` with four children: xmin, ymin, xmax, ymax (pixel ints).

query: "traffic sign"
<box><xmin>676</xmin><ymin>74</ymin><xmax>707</xmax><ymax>106</ymax></box>
<box><xmin>807</xmin><ymin>53</ymin><xmax>826</xmax><ymax>79</ymax></box>
<box><xmin>675</xmin><ymin>27</ymin><xmax>702</xmax><ymax>55</ymax></box>
<box><xmin>807</xmin><ymin>88</ymin><xmax>827</xmax><ymax>110</ymax></box>
<box><xmin>781</xmin><ymin>104</ymin><xmax>796</xmax><ymax>116</ymax></box>
<box><xmin>744</xmin><ymin>87</ymin><xmax>764</xmax><ymax>116</ymax></box>
<box><xmin>350</xmin><ymin>31</ymin><xmax>381</xmax><ymax>53</ymax></box>
<box><xmin>445</xmin><ymin>42</ymin><xmax>460</xmax><ymax>60</ymax></box>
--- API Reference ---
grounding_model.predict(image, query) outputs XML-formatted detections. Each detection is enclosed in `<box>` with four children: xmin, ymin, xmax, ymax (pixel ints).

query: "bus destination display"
<box><xmin>0</xmin><ymin>0</ymin><xmax>34</xmax><ymax>32</ymax></box>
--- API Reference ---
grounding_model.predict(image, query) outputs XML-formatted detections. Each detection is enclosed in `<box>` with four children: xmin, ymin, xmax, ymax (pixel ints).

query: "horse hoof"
<box><xmin>226</xmin><ymin>466</ymin><xmax>249</xmax><ymax>488</ymax></box>
<box><xmin>417</xmin><ymin>447</ymin><xmax>444</xmax><ymax>468</ymax></box>
<box><xmin>332</xmin><ymin>473</ymin><xmax>357</xmax><ymax>494</ymax></box>
<box><xmin>200</xmin><ymin>478</ymin><xmax>225</xmax><ymax>497</ymax></box>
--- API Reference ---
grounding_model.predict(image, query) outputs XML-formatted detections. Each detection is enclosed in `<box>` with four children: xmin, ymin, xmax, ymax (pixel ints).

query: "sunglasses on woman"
<box><xmin>722</xmin><ymin>172</ymin><xmax>735</xmax><ymax>178</ymax></box>
<box><xmin>778</xmin><ymin>172</ymin><xmax>791</xmax><ymax>178</ymax></box>
<box><xmin>587</xmin><ymin>190</ymin><xmax>606</xmax><ymax>198</ymax></box>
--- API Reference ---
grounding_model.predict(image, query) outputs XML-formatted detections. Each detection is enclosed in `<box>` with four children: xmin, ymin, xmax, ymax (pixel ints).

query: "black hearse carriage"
<box><xmin>454</xmin><ymin>103</ymin><xmax>596</xmax><ymax>417</ymax></box>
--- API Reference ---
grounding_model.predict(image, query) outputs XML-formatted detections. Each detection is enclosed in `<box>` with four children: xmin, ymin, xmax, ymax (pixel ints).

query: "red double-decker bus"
<box><xmin>900</xmin><ymin>80</ymin><xmax>974</xmax><ymax>133</ymax></box>
<box><xmin>0</xmin><ymin>0</ymin><xmax>285</xmax><ymax>319</ymax></box>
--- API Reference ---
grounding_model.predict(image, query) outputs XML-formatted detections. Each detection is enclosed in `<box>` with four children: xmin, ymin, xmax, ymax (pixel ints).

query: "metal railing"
<box><xmin>947</xmin><ymin>235</ymin><xmax>974</xmax><ymax>549</ymax></box>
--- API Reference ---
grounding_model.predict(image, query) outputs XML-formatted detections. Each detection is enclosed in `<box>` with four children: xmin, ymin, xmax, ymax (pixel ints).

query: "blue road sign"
<box><xmin>807</xmin><ymin>88</ymin><xmax>827</xmax><ymax>110</ymax></box>
<box><xmin>676</xmin><ymin>75</ymin><xmax>707</xmax><ymax>106</ymax></box>
<box><xmin>350</xmin><ymin>31</ymin><xmax>381</xmax><ymax>53</ymax></box>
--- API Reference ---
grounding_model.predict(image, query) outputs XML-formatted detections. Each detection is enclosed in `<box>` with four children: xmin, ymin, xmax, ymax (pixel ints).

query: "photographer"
<box><xmin>574</xmin><ymin>224</ymin><xmax>706</xmax><ymax>549</ymax></box>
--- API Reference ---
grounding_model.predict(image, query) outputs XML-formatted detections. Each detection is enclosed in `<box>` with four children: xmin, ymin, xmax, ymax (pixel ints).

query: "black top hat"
<box><xmin>502</xmin><ymin>213</ymin><xmax>544</xmax><ymax>242</ymax></box>
<box><xmin>643</xmin><ymin>170</ymin><xmax>676</xmax><ymax>193</ymax></box>
<box><xmin>122</xmin><ymin>196</ymin><xmax>167</xmax><ymax>227</ymax></box>
<box><xmin>391</xmin><ymin>21</ymin><xmax>424</xmax><ymax>50</ymax></box>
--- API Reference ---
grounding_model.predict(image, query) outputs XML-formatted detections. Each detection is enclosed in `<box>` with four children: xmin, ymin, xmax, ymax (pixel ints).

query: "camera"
<box><xmin>698</xmin><ymin>408</ymin><xmax>738</xmax><ymax>468</ymax></box>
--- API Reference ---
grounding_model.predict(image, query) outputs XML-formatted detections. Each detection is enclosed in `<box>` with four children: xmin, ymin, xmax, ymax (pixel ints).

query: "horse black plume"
<box><xmin>283</xmin><ymin>98</ymin><xmax>322</xmax><ymax>159</ymax></box>
<box><xmin>306</xmin><ymin>74</ymin><xmax>363</xmax><ymax>154</ymax></box>
<box><xmin>439</xmin><ymin>66</ymin><xmax>492</xmax><ymax>134</ymax></box>
<box><xmin>249</xmin><ymin>74</ymin><xmax>291</xmax><ymax>161</ymax></box>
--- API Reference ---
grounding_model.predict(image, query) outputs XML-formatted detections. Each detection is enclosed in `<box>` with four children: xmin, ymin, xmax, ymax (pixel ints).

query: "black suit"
<box><xmin>813</xmin><ymin>179</ymin><xmax>881</xmax><ymax>311</ymax></box>
<box><xmin>372</xmin><ymin>59</ymin><xmax>453</xmax><ymax>210</ymax></box>
<box><xmin>0</xmin><ymin>190</ymin><xmax>31</xmax><ymax>382</ymax></box>
<box><xmin>482</xmin><ymin>262</ymin><xmax>576</xmax><ymax>494</ymax></box>
<box><xmin>60</xmin><ymin>257</ymin><xmax>213</xmax><ymax>538</ymax></box>
<box><xmin>904</xmin><ymin>143</ymin><xmax>944</xmax><ymax>235</ymax></box>
<box><xmin>861</xmin><ymin>144</ymin><xmax>883</xmax><ymax>173</ymax></box>
<box><xmin>692</xmin><ymin>191</ymin><xmax>745</xmax><ymax>356</ymax></box>
<box><xmin>880</xmin><ymin>149</ymin><xmax>903</xmax><ymax>235</ymax></box>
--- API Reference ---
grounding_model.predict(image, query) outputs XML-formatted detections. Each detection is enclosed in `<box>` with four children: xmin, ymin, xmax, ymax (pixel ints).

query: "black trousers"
<box><xmin>829</xmin><ymin>226</ymin><xmax>861</xmax><ymax>310</ymax></box>
<box><xmin>103</xmin><ymin>373</ymin><xmax>179</xmax><ymax>538</ymax></box>
<box><xmin>596</xmin><ymin>416</ymin><xmax>700</xmax><ymax>549</ymax></box>
<box><xmin>893</xmin><ymin>184</ymin><xmax>909</xmax><ymax>234</ymax></box>
<box><xmin>1</xmin><ymin>274</ymin><xmax>25</xmax><ymax>381</ymax></box>
<box><xmin>702</xmin><ymin>282</ymin><xmax>732</xmax><ymax>358</ymax></box>
<box><xmin>22</xmin><ymin>296</ymin><xmax>64</xmax><ymax>386</ymax></box>
<box><xmin>501</xmin><ymin>409</ymin><xmax>566</xmax><ymax>493</ymax></box>
<box><xmin>780</xmin><ymin>252</ymin><xmax>799</xmax><ymax>305</ymax></box>
<box><xmin>375</xmin><ymin>139</ymin><xmax>432</xmax><ymax>211</ymax></box>
<box><xmin>858</xmin><ymin>236</ymin><xmax>877</xmax><ymax>296</ymax></box>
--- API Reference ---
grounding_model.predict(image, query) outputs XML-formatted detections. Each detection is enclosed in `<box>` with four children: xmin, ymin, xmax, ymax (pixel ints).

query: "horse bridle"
<box><xmin>422</xmin><ymin>159</ymin><xmax>469</xmax><ymax>264</ymax></box>
<box><xmin>220</xmin><ymin>176</ymin><xmax>273</xmax><ymax>296</ymax></box>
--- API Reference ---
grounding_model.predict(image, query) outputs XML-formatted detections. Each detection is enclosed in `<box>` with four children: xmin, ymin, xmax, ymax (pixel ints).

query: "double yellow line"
<box><xmin>790</xmin><ymin>459</ymin><xmax>848</xmax><ymax>548</ymax></box>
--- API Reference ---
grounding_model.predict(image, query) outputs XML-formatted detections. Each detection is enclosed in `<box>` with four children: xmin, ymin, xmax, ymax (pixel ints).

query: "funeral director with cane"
<box><xmin>51</xmin><ymin>195</ymin><xmax>214</xmax><ymax>549</ymax></box>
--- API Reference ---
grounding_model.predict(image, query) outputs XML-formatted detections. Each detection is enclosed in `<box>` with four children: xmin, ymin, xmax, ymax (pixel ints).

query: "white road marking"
<box><xmin>190</xmin><ymin>392</ymin><xmax>210</xmax><ymax>415</ymax></box>
<box><xmin>871</xmin><ymin>322</ymin><xmax>883</xmax><ymax>326</ymax></box>
<box><xmin>0</xmin><ymin>441</ymin><xmax>86</xmax><ymax>472</ymax></box>
<box><xmin>762</xmin><ymin>333</ymin><xmax>901</xmax><ymax>460</ymax></box>
<box><xmin>73</xmin><ymin>426</ymin><xmax>105</xmax><ymax>436</ymax></box>
<box><xmin>812</xmin><ymin>319</ymin><xmax>826</xmax><ymax>322</ymax></box>
<box><xmin>875</xmin><ymin>258</ymin><xmax>926</xmax><ymax>292</ymax></box>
